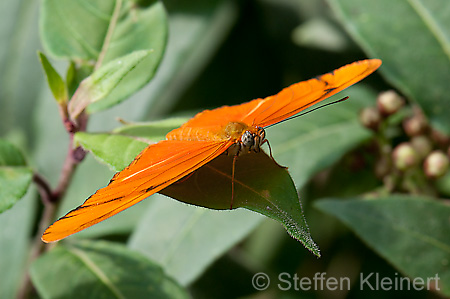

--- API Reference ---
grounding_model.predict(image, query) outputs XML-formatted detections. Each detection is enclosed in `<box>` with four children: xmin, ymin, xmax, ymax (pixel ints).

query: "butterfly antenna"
<box><xmin>230</xmin><ymin>155</ymin><xmax>237</xmax><ymax>209</ymax></box>
<box><xmin>265</xmin><ymin>96</ymin><xmax>349</xmax><ymax>129</ymax></box>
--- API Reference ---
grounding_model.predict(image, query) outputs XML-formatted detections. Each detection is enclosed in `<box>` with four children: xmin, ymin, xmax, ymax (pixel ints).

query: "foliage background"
<box><xmin>0</xmin><ymin>0</ymin><xmax>448</xmax><ymax>298</ymax></box>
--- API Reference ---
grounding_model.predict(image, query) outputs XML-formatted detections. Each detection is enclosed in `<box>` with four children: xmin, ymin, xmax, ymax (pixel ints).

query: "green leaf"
<box><xmin>65</xmin><ymin>60</ymin><xmax>77</xmax><ymax>95</ymax></box>
<box><xmin>128</xmin><ymin>195</ymin><xmax>263</xmax><ymax>286</ymax></box>
<box><xmin>292</xmin><ymin>18</ymin><xmax>352</xmax><ymax>52</ymax></box>
<box><xmin>0</xmin><ymin>0</ymin><xmax>42</xmax><ymax>136</ymax></box>
<box><xmin>38</xmin><ymin>51</ymin><xmax>67</xmax><ymax>103</ymax></box>
<box><xmin>268</xmin><ymin>86</ymin><xmax>375</xmax><ymax>189</ymax></box>
<box><xmin>30</xmin><ymin>240</ymin><xmax>189</xmax><ymax>299</ymax></box>
<box><xmin>74</xmin><ymin>118</ymin><xmax>185</xmax><ymax>171</ymax></box>
<box><xmin>0</xmin><ymin>138</ymin><xmax>27</xmax><ymax>166</ymax></box>
<box><xmin>0</xmin><ymin>139</ymin><xmax>32</xmax><ymax>213</ymax></box>
<box><xmin>315</xmin><ymin>195</ymin><xmax>450</xmax><ymax>296</ymax></box>
<box><xmin>74</xmin><ymin>132</ymin><xmax>148</xmax><ymax>172</ymax></box>
<box><xmin>328</xmin><ymin>0</ymin><xmax>450</xmax><ymax>133</ymax></box>
<box><xmin>143</xmin><ymin>0</ymin><xmax>239</xmax><ymax>117</ymax></box>
<box><xmin>41</xmin><ymin>0</ymin><xmax>168</xmax><ymax>113</ymax></box>
<box><xmin>68</xmin><ymin>50</ymin><xmax>152</xmax><ymax>119</ymax></box>
<box><xmin>88</xmin><ymin>1</ymin><xmax>168</xmax><ymax>113</ymax></box>
<box><xmin>161</xmin><ymin>152</ymin><xmax>320</xmax><ymax>257</ymax></box>
<box><xmin>113</xmin><ymin>117</ymin><xmax>188</xmax><ymax>140</ymax></box>
<box><xmin>0</xmin><ymin>167</ymin><xmax>33</xmax><ymax>213</ymax></box>
<box><xmin>40</xmin><ymin>0</ymin><xmax>115</xmax><ymax>60</ymax></box>
<box><xmin>0</xmin><ymin>191</ymin><xmax>36</xmax><ymax>299</ymax></box>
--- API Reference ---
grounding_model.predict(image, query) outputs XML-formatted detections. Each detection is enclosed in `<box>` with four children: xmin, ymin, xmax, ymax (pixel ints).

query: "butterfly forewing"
<box><xmin>244</xmin><ymin>59</ymin><xmax>382</xmax><ymax>128</ymax></box>
<box><xmin>42</xmin><ymin>139</ymin><xmax>232</xmax><ymax>242</ymax></box>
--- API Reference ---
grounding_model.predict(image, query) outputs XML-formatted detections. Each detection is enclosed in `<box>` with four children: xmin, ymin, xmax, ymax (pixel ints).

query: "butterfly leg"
<box><xmin>262</xmin><ymin>139</ymin><xmax>288</xmax><ymax>169</ymax></box>
<box><xmin>230</xmin><ymin>154</ymin><xmax>238</xmax><ymax>209</ymax></box>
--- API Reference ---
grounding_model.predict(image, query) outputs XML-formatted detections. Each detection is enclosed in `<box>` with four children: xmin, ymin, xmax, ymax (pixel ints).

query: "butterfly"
<box><xmin>42</xmin><ymin>59</ymin><xmax>382</xmax><ymax>243</ymax></box>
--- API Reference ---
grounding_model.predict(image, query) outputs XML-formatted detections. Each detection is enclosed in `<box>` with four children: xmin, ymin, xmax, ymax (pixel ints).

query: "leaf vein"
<box><xmin>407</xmin><ymin>0</ymin><xmax>450</xmax><ymax>63</ymax></box>
<box><xmin>67</xmin><ymin>245</ymin><xmax>126</xmax><ymax>299</ymax></box>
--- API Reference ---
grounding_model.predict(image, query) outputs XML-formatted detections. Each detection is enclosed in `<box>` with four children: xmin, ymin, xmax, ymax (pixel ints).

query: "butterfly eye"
<box><xmin>241</xmin><ymin>131</ymin><xmax>255</xmax><ymax>148</ymax></box>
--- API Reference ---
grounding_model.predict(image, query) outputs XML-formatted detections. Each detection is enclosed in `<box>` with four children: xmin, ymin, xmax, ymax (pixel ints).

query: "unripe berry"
<box><xmin>403</xmin><ymin>115</ymin><xmax>428</xmax><ymax>137</ymax></box>
<box><xmin>360</xmin><ymin>107</ymin><xmax>381</xmax><ymax>130</ymax></box>
<box><xmin>411</xmin><ymin>135</ymin><xmax>433</xmax><ymax>159</ymax></box>
<box><xmin>377</xmin><ymin>90</ymin><xmax>404</xmax><ymax>116</ymax></box>
<box><xmin>424</xmin><ymin>150</ymin><xmax>449</xmax><ymax>178</ymax></box>
<box><xmin>392</xmin><ymin>142</ymin><xmax>419</xmax><ymax>171</ymax></box>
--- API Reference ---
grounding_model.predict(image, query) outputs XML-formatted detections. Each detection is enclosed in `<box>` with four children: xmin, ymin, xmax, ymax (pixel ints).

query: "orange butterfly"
<box><xmin>42</xmin><ymin>59</ymin><xmax>382</xmax><ymax>243</ymax></box>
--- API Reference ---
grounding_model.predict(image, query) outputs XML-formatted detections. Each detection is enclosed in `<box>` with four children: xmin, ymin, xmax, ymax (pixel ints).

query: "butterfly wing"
<box><xmin>167</xmin><ymin>59</ymin><xmax>381</xmax><ymax>133</ymax></box>
<box><xmin>241</xmin><ymin>59</ymin><xmax>382</xmax><ymax>127</ymax></box>
<box><xmin>42</xmin><ymin>59</ymin><xmax>381</xmax><ymax>242</ymax></box>
<box><xmin>42</xmin><ymin>139</ymin><xmax>233</xmax><ymax>242</ymax></box>
<box><xmin>166</xmin><ymin>101</ymin><xmax>266</xmax><ymax>141</ymax></box>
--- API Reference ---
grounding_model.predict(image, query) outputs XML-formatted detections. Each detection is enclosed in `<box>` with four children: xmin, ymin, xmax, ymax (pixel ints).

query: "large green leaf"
<box><xmin>68</xmin><ymin>50</ymin><xmax>152</xmax><ymax>119</ymax></box>
<box><xmin>267</xmin><ymin>86</ymin><xmax>375</xmax><ymax>189</ymax></box>
<box><xmin>128</xmin><ymin>195</ymin><xmax>263</xmax><ymax>286</ymax></box>
<box><xmin>0</xmin><ymin>139</ymin><xmax>32</xmax><ymax>213</ymax></box>
<box><xmin>113</xmin><ymin>117</ymin><xmax>188</xmax><ymax>140</ymax></box>
<box><xmin>0</xmin><ymin>0</ymin><xmax>42</xmax><ymax>136</ymax></box>
<box><xmin>40</xmin><ymin>1</ymin><xmax>115</xmax><ymax>60</ymax></box>
<box><xmin>143</xmin><ymin>0</ymin><xmax>239</xmax><ymax>117</ymax></box>
<box><xmin>0</xmin><ymin>191</ymin><xmax>36</xmax><ymax>299</ymax></box>
<box><xmin>161</xmin><ymin>152</ymin><xmax>320</xmax><ymax>257</ymax></box>
<box><xmin>328</xmin><ymin>0</ymin><xmax>450</xmax><ymax>133</ymax></box>
<box><xmin>30</xmin><ymin>240</ymin><xmax>189</xmax><ymax>299</ymax></box>
<box><xmin>40</xmin><ymin>0</ymin><xmax>168</xmax><ymax>112</ymax></box>
<box><xmin>75</xmin><ymin>133</ymin><xmax>148</xmax><ymax>172</ymax></box>
<box><xmin>315</xmin><ymin>195</ymin><xmax>450</xmax><ymax>296</ymax></box>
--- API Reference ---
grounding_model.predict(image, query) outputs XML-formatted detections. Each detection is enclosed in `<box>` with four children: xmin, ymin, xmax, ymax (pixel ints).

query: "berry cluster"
<box><xmin>359</xmin><ymin>91</ymin><xmax>449</xmax><ymax>194</ymax></box>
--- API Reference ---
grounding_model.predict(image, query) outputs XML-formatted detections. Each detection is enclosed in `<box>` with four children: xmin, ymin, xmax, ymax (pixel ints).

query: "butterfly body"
<box><xmin>42</xmin><ymin>59</ymin><xmax>382</xmax><ymax>243</ymax></box>
<box><xmin>167</xmin><ymin>113</ymin><xmax>267</xmax><ymax>156</ymax></box>
<box><xmin>224</xmin><ymin>124</ymin><xmax>266</xmax><ymax>156</ymax></box>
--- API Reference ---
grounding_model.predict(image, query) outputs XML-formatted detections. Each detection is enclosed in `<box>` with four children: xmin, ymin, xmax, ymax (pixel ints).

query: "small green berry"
<box><xmin>377</xmin><ymin>90</ymin><xmax>404</xmax><ymax>116</ymax></box>
<box><xmin>424</xmin><ymin>150</ymin><xmax>449</xmax><ymax>178</ymax></box>
<box><xmin>392</xmin><ymin>143</ymin><xmax>419</xmax><ymax>171</ymax></box>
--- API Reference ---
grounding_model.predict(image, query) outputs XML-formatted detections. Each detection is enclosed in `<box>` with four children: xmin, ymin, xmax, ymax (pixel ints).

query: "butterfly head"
<box><xmin>241</xmin><ymin>126</ymin><xmax>265</xmax><ymax>151</ymax></box>
<box><xmin>226</xmin><ymin>124</ymin><xmax>266</xmax><ymax>156</ymax></box>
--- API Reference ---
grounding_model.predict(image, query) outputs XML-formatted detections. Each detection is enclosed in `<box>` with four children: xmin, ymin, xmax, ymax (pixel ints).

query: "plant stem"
<box><xmin>18</xmin><ymin>112</ymin><xmax>88</xmax><ymax>299</ymax></box>
<box><xmin>52</xmin><ymin>133</ymin><xmax>86</xmax><ymax>201</ymax></box>
<box><xmin>19</xmin><ymin>3</ymin><xmax>114</xmax><ymax>294</ymax></box>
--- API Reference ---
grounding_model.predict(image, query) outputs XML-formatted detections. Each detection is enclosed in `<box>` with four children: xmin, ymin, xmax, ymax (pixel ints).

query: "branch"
<box><xmin>18</xmin><ymin>111</ymin><xmax>89</xmax><ymax>299</ymax></box>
